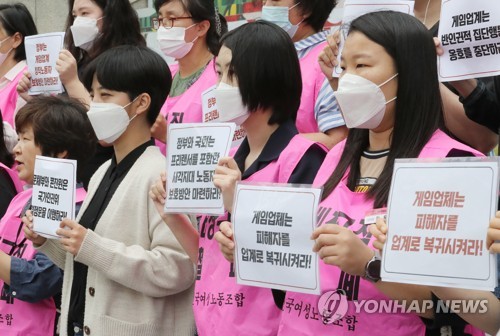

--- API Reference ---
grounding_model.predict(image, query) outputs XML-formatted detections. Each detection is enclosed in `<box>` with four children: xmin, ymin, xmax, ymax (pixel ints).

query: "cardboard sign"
<box><xmin>437</xmin><ymin>0</ymin><xmax>500</xmax><ymax>81</ymax></box>
<box><xmin>332</xmin><ymin>0</ymin><xmax>415</xmax><ymax>77</ymax></box>
<box><xmin>25</xmin><ymin>32</ymin><xmax>65</xmax><ymax>95</ymax></box>
<box><xmin>31</xmin><ymin>156</ymin><xmax>77</xmax><ymax>238</ymax></box>
<box><xmin>233</xmin><ymin>183</ymin><xmax>322</xmax><ymax>295</ymax></box>
<box><xmin>165</xmin><ymin>123</ymin><xmax>235</xmax><ymax>215</ymax></box>
<box><xmin>202</xmin><ymin>85</ymin><xmax>246</xmax><ymax>149</ymax></box>
<box><xmin>382</xmin><ymin>157</ymin><xmax>499</xmax><ymax>291</ymax></box>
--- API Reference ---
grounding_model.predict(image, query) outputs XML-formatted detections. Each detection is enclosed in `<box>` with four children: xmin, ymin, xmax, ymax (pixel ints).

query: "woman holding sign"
<box><xmin>151</xmin><ymin>0</ymin><xmax>227</xmax><ymax>154</ymax></box>
<box><xmin>0</xmin><ymin>96</ymin><xmax>94</xmax><ymax>336</ymax></box>
<box><xmin>151</xmin><ymin>21</ymin><xmax>327</xmax><ymax>335</ymax></box>
<box><xmin>0</xmin><ymin>3</ymin><xmax>37</xmax><ymax>129</ymax></box>
<box><xmin>273</xmin><ymin>11</ymin><xmax>486</xmax><ymax>335</ymax></box>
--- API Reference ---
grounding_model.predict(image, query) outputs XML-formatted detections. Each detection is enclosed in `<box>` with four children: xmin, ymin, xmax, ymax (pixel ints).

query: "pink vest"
<box><xmin>156</xmin><ymin>60</ymin><xmax>218</xmax><ymax>154</ymax></box>
<box><xmin>0</xmin><ymin>163</ymin><xmax>22</xmax><ymax>193</ymax></box>
<box><xmin>0</xmin><ymin>65</ymin><xmax>26</xmax><ymax>128</ymax></box>
<box><xmin>0</xmin><ymin>187</ymin><xmax>86</xmax><ymax>336</ymax></box>
<box><xmin>278</xmin><ymin>130</ymin><xmax>484</xmax><ymax>336</ymax></box>
<box><xmin>194</xmin><ymin>135</ymin><xmax>324</xmax><ymax>336</ymax></box>
<box><xmin>296</xmin><ymin>42</ymin><xmax>327</xmax><ymax>134</ymax></box>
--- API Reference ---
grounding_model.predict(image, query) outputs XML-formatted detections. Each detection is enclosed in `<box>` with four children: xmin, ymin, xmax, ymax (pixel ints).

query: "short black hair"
<box><xmin>295</xmin><ymin>0</ymin><xmax>337</xmax><ymax>32</ymax></box>
<box><xmin>82</xmin><ymin>45</ymin><xmax>172</xmax><ymax>126</ymax></box>
<box><xmin>154</xmin><ymin>0</ymin><xmax>228</xmax><ymax>55</ymax></box>
<box><xmin>220</xmin><ymin>21</ymin><xmax>302</xmax><ymax>125</ymax></box>
<box><xmin>15</xmin><ymin>96</ymin><xmax>96</xmax><ymax>182</ymax></box>
<box><xmin>0</xmin><ymin>3</ymin><xmax>38</xmax><ymax>62</ymax></box>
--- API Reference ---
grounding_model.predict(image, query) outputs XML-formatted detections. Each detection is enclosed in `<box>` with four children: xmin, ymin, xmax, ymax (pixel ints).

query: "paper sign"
<box><xmin>382</xmin><ymin>157</ymin><xmax>499</xmax><ymax>291</ymax></box>
<box><xmin>233</xmin><ymin>183</ymin><xmax>322</xmax><ymax>295</ymax></box>
<box><xmin>165</xmin><ymin>123</ymin><xmax>235</xmax><ymax>215</ymax></box>
<box><xmin>332</xmin><ymin>0</ymin><xmax>415</xmax><ymax>77</ymax></box>
<box><xmin>25</xmin><ymin>32</ymin><xmax>65</xmax><ymax>95</ymax></box>
<box><xmin>201</xmin><ymin>85</ymin><xmax>246</xmax><ymax>149</ymax></box>
<box><xmin>437</xmin><ymin>0</ymin><xmax>500</xmax><ymax>81</ymax></box>
<box><xmin>31</xmin><ymin>156</ymin><xmax>77</xmax><ymax>239</ymax></box>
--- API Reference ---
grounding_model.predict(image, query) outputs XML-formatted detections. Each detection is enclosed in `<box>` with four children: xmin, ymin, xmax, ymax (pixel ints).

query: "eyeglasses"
<box><xmin>157</xmin><ymin>16</ymin><xmax>193</xmax><ymax>29</ymax></box>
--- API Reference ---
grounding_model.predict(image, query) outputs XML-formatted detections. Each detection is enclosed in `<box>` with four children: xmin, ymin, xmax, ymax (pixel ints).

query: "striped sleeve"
<box><xmin>315</xmin><ymin>79</ymin><xmax>345</xmax><ymax>133</ymax></box>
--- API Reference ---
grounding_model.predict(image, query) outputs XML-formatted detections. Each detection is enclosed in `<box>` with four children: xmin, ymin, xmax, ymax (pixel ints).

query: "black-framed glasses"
<box><xmin>157</xmin><ymin>16</ymin><xmax>193</xmax><ymax>29</ymax></box>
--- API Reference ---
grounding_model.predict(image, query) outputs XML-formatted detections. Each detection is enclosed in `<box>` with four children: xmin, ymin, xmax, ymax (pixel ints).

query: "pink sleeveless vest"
<box><xmin>0</xmin><ymin>187</ymin><xmax>86</xmax><ymax>336</ymax></box>
<box><xmin>0</xmin><ymin>163</ymin><xmax>22</xmax><ymax>193</ymax></box>
<box><xmin>156</xmin><ymin>60</ymin><xmax>218</xmax><ymax>154</ymax></box>
<box><xmin>296</xmin><ymin>42</ymin><xmax>327</xmax><ymax>134</ymax></box>
<box><xmin>0</xmin><ymin>65</ymin><xmax>26</xmax><ymax>128</ymax></box>
<box><xmin>278</xmin><ymin>130</ymin><xmax>484</xmax><ymax>335</ymax></box>
<box><xmin>194</xmin><ymin>135</ymin><xmax>324</xmax><ymax>336</ymax></box>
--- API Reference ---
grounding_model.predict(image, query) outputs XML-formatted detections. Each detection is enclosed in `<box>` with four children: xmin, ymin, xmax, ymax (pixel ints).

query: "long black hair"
<box><xmin>0</xmin><ymin>3</ymin><xmax>38</xmax><ymax>62</ymax></box>
<box><xmin>65</xmin><ymin>0</ymin><xmax>145</xmax><ymax>65</ymax></box>
<box><xmin>322</xmin><ymin>11</ymin><xmax>445</xmax><ymax>207</ymax></box>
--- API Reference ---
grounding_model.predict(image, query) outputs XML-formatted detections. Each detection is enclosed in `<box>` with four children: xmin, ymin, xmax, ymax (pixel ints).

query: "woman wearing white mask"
<box><xmin>0</xmin><ymin>3</ymin><xmax>37</xmax><ymax>129</ymax></box>
<box><xmin>151</xmin><ymin>0</ymin><xmax>227</xmax><ymax>155</ymax></box>
<box><xmin>24</xmin><ymin>45</ymin><xmax>195</xmax><ymax>336</ymax></box>
<box><xmin>275</xmin><ymin>11</ymin><xmax>485</xmax><ymax>335</ymax></box>
<box><xmin>261</xmin><ymin>0</ymin><xmax>348</xmax><ymax>149</ymax></box>
<box><xmin>17</xmin><ymin>0</ymin><xmax>146</xmax><ymax>189</ymax></box>
<box><xmin>150</xmin><ymin>21</ymin><xmax>327</xmax><ymax>335</ymax></box>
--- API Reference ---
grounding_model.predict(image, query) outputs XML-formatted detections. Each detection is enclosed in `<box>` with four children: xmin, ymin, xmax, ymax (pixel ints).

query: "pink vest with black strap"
<box><xmin>296</xmin><ymin>42</ymin><xmax>327</xmax><ymax>134</ymax></box>
<box><xmin>194</xmin><ymin>135</ymin><xmax>324</xmax><ymax>336</ymax></box>
<box><xmin>278</xmin><ymin>130</ymin><xmax>485</xmax><ymax>336</ymax></box>
<box><xmin>0</xmin><ymin>65</ymin><xmax>26</xmax><ymax>128</ymax></box>
<box><xmin>156</xmin><ymin>60</ymin><xmax>218</xmax><ymax>154</ymax></box>
<box><xmin>0</xmin><ymin>187</ymin><xmax>86</xmax><ymax>336</ymax></box>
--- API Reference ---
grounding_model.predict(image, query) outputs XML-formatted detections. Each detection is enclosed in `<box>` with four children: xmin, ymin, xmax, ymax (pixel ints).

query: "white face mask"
<box><xmin>70</xmin><ymin>16</ymin><xmax>102</xmax><ymax>51</ymax></box>
<box><xmin>213</xmin><ymin>82</ymin><xmax>250</xmax><ymax>126</ymax></box>
<box><xmin>0</xmin><ymin>36</ymin><xmax>13</xmax><ymax>66</ymax></box>
<box><xmin>87</xmin><ymin>99</ymin><xmax>137</xmax><ymax>144</ymax></box>
<box><xmin>334</xmin><ymin>73</ymin><xmax>398</xmax><ymax>129</ymax></box>
<box><xmin>261</xmin><ymin>3</ymin><xmax>302</xmax><ymax>39</ymax></box>
<box><xmin>157</xmin><ymin>25</ymin><xmax>198</xmax><ymax>59</ymax></box>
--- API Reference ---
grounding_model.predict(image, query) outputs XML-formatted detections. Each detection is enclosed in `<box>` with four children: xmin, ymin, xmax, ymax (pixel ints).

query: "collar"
<box><xmin>234</xmin><ymin>119</ymin><xmax>298</xmax><ymax>179</ymax></box>
<box><xmin>3</xmin><ymin>61</ymin><xmax>26</xmax><ymax>81</ymax></box>
<box><xmin>109</xmin><ymin>139</ymin><xmax>154</xmax><ymax>177</ymax></box>
<box><xmin>294</xmin><ymin>31</ymin><xmax>328</xmax><ymax>53</ymax></box>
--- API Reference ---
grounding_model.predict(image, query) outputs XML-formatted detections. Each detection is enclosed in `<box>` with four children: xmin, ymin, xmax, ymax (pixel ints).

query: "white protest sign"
<box><xmin>25</xmin><ymin>32</ymin><xmax>65</xmax><ymax>95</ymax></box>
<box><xmin>332</xmin><ymin>0</ymin><xmax>414</xmax><ymax>77</ymax></box>
<box><xmin>382</xmin><ymin>157</ymin><xmax>499</xmax><ymax>291</ymax></box>
<box><xmin>437</xmin><ymin>0</ymin><xmax>500</xmax><ymax>81</ymax></box>
<box><xmin>31</xmin><ymin>156</ymin><xmax>77</xmax><ymax>239</ymax></box>
<box><xmin>201</xmin><ymin>86</ymin><xmax>246</xmax><ymax>149</ymax></box>
<box><xmin>233</xmin><ymin>183</ymin><xmax>322</xmax><ymax>295</ymax></box>
<box><xmin>165</xmin><ymin>123</ymin><xmax>235</xmax><ymax>215</ymax></box>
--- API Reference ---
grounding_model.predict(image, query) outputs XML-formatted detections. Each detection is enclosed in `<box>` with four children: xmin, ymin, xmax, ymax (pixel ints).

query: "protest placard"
<box><xmin>31</xmin><ymin>156</ymin><xmax>77</xmax><ymax>238</ymax></box>
<box><xmin>332</xmin><ymin>0</ymin><xmax>415</xmax><ymax>77</ymax></box>
<box><xmin>165</xmin><ymin>123</ymin><xmax>235</xmax><ymax>215</ymax></box>
<box><xmin>233</xmin><ymin>183</ymin><xmax>322</xmax><ymax>295</ymax></box>
<box><xmin>201</xmin><ymin>85</ymin><xmax>246</xmax><ymax>148</ymax></box>
<box><xmin>25</xmin><ymin>32</ymin><xmax>65</xmax><ymax>95</ymax></box>
<box><xmin>382</xmin><ymin>157</ymin><xmax>499</xmax><ymax>291</ymax></box>
<box><xmin>437</xmin><ymin>0</ymin><xmax>500</xmax><ymax>81</ymax></box>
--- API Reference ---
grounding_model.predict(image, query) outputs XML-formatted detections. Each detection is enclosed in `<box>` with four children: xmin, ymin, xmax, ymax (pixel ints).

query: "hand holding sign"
<box><xmin>55</xmin><ymin>50</ymin><xmax>79</xmax><ymax>87</ymax></box>
<box><xmin>318</xmin><ymin>32</ymin><xmax>340</xmax><ymax>83</ymax></box>
<box><xmin>214</xmin><ymin>221</ymin><xmax>235</xmax><ymax>262</ymax></box>
<box><xmin>369</xmin><ymin>218</ymin><xmax>388</xmax><ymax>253</ymax></box>
<box><xmin>213</xmin><ymin>157</ymin><xmax>241</xmax><ymax>213</ymax></box>
<box><xmin>150</xmin><ymin>171</ymin><xmax>168</xmax><ymax>216</ymax></box>
<box><xmin>487</xmin><ymin>211</ymin><xmax>500</xmax><ymax>253</ymax></box>
<box><xmin>22</xmin><ymin>209</ymin><xmax>47</xmax><ymax>246</ymax></box>
<box><xmin>16</xmin><ymin>71</ymin><xmax>33</xmax><ymax>103</ymax></box>
<box><xmin>312</xmin><ymin>224</ymin><xmax>375</xmax><ymax>277</ymax></box>
<box><xmin>57</xmin><ymin>218</ymin><xmax>87</xmax><ymax>256</ymax></box>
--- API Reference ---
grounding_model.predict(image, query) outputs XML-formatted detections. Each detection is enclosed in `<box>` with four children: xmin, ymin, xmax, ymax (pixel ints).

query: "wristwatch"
<box><xmin>363</xmin><ymin>255</ymin><xmax>381</xmax><ymax>283</ymax></box>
